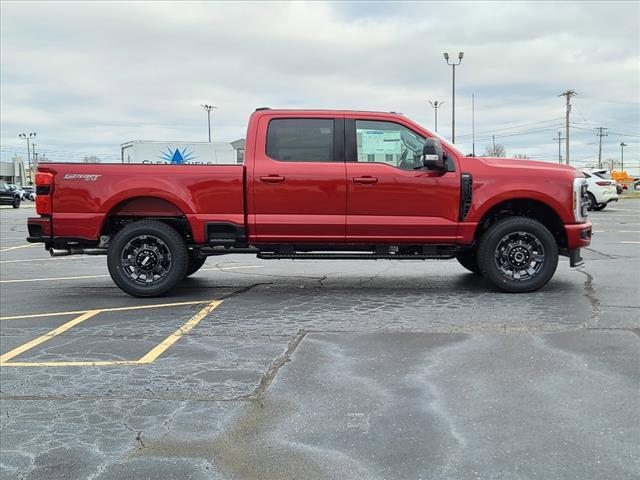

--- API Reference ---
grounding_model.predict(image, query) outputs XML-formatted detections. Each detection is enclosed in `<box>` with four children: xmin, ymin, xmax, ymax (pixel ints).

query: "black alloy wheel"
<box><xmin>477</xmin><ymin>216</ymin><xmax>558</xmax><ymax>293</ymax></box>
<box><xmin>107</xmin><ymin>220</ymin><xmax>188</xmax><ymax>297</ymax></box>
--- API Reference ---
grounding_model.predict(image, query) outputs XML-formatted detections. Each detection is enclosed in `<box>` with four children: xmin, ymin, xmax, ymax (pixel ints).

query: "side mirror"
<box><xmin>422</xmin><ymin>138</ymin><xmax>445</xmax><ymax>170</ymax></box>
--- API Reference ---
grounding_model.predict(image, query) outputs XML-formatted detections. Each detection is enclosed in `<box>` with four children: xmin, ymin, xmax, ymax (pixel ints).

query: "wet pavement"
<box><xmin>1</xmin><ymin>202</ymin><xmax>639</xmax><ymax>479</ymax></box>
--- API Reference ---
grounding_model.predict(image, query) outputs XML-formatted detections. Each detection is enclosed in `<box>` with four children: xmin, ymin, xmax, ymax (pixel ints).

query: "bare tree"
<box><xmin>484</xmin><ymin>144</ymin><xmax>506</xmax><ymax>157</ymax></box>
<box><xmin>513</xmin><ymin>154</ymin><xmax>531</xmax><ymax>159</ymax></box>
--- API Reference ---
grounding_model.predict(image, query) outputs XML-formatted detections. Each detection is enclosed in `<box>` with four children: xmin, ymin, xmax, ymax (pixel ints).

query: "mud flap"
<box><xmin>569</xmin><ymin>248</ymin><xmax>584</xmax><ymax>267</ymax></box>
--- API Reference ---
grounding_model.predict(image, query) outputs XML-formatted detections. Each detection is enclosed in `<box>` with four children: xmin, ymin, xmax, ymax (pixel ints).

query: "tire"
<box><xmin>592</xmin><ymin>203</ymin><xmax>607</xmax><ymax>211</ymax></box>
<box><xmin>185</xmin><ymin>253</ymin><xmax>206</xmax><ymax>277</ymax></box>
<box><xmin>12</xmin><ymin>196</ymin><xmax>20</xmax><ymax>208</ymax></box>
<box><xmin>477</xmin><ymin>216</ymin><xmax>558</xmax><ymax>293</ymax></box>
<box><xmin>107</xmin><ymin>220</ymin><xmax>188</xmax><ymax>297</ymax></box>
<box><xmin>586</xmin><ymin>192</ymin><xmax>596</xmax><ymax>211</ymax></box>
<box><xmin>456</xmin><ymin>250</ymin><xmax>480</xmax><ymax>274</ymax></box>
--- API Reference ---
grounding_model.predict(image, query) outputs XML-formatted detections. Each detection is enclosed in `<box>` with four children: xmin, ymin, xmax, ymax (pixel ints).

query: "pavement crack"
<box><xmin>244</xmin><ymin>329</ymin><xmax>308</xmax><ymax>400</ymax></box>
<box><xmin>584</xmin><ymin>247</ymin><xmax>626</xmax><ymax>260</ymax></box>
<box><xmin>136</xmin><ymin>431</ymin><xmax>146</xmax><ymax>449</ymax></box>
<box><xmin>576</xmin><ymin>267</ymin><xmax>601</xmax><ymax>327</ymax></box>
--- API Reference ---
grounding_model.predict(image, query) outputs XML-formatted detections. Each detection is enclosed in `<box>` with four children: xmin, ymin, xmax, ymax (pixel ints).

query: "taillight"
<box><xmin>595</xmin><ymin>181</ymin><xmax>611</xmax><ymax>186</ymax></box>
<box><xmin>35</xmin><ymin>172</ymin><xmax>54</xmax><ymax>215</ymax></box>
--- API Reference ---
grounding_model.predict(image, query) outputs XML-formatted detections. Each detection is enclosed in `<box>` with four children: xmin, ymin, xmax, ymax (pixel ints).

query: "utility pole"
<box><xmin>472</xmin><ymin>93</ymin><xmax>475</xmax><ymax>156</ymax></box>
<box><xmin>428</xmin><ymin>100</ymin><xmax>444</xmax><ymax>133</ymax></box>
<box><xmin>443</xmin><ymin>51</ymin><xmax>464</xmax><ymax>143</ymax></box>
<box><xmin>595</xmin><ymin>127</ymin><xmax>608</xmax><ymax>169</ymax></box>
<box><xmin>620</xmin><ymin>142</ymin><xmax>627</xmax><ymax>171</ymax></box>
<box><xmin>553</xmin><ymin>131</ymin><xmax>565</xmax><ymax>164</ymax></box>
<box><xmin>492</xmin><ymin>135</ymin><xmax>496</xmax><ymax>156</ymax></box>
<box><xmin>18</xmin><ymin>132</ymin><xmax>36</xmax><ymax>184</ymax></box>
<box><xmin>559</xmin><ymin>90</ymin><xmax>577</xmax><ymax>165</ymax></box>
<box><xmin>201</xmin><ymin>104</ymin><xmax>217</xmax><ymax>142</ymax></box>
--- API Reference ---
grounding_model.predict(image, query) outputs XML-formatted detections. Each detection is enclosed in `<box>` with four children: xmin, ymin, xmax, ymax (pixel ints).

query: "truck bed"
<box><xmin>38</xmin><ymin>163</ymin><xmax>245</xmax><ymax>243</ymax></box>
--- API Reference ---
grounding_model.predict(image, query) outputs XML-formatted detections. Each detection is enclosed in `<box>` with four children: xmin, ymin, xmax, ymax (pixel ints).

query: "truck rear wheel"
<box><xmin>477</xmin><ymin>216</ymin><xmax>558</xmax><ymax>293</ymax></box>
<box><xmin>107</xmin><ymin>220</ymin><xmax>188</xmax><ymax>297</ymax></box>
<box><xmin>185</xmin><ymin>253</ymin><xmax>207</xmax><ymax>277</ymax></box>
<box><xmin>456</xmin><ymin>250</ymin><xmax>480</xmax><ymax>274</ymax></box>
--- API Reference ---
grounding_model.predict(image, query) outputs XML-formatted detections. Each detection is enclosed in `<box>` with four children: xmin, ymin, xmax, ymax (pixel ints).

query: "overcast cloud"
<box><xmin>1</xmin><ymin>1</ymin><xmax>639</xmax><ymax>171</ymax></box>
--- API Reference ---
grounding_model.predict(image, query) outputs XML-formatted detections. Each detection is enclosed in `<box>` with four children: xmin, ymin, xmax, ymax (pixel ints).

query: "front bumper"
<box><xmin>565</xmin><ymin>221</ymin><xmax>592</xmax><ymax>249</ymax></box>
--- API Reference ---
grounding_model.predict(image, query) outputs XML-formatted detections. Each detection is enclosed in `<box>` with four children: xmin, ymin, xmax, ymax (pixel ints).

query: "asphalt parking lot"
<box><xmin>1</xmin><ymin>202</ymin><xmax>639</xmax><ymax>480</ymax></box>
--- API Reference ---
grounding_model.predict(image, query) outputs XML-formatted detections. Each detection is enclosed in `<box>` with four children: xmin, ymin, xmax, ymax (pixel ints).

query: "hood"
<box><xmin>472</xmin><ymin>156</ymin><xmax>580</xmax><ymax>175</ymax></box>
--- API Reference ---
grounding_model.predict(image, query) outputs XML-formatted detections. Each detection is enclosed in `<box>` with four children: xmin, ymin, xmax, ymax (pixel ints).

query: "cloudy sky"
<box><xmin>1</xmin><ymin>1</ymin><xmax>639</xmax><ymax>171</ymax></box>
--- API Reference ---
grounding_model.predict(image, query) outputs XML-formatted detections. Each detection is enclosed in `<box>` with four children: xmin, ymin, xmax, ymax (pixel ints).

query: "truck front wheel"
<box><xmin>12</xmin><ymin>196</ymin><xmax>20</xmax><ymax>208</ymax></box>
<box><xmin>107</xmin><ymin>220</ymin><xmax>188</xmax><ymax>297</ymax></box>
<box><xmin>477</xmin><ymin>216</ymin><xmax>558</xmax><ymax>293</ymax></box>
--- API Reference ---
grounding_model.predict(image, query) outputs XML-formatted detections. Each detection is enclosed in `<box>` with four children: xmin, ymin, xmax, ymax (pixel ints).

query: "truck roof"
<box><xmin>252</xmin><ymin>108</ymin><xmax>406</xmax><ymax>117</ymax></box>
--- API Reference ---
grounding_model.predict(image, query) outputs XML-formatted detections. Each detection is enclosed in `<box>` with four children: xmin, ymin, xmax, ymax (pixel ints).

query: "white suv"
<box><xmin>580</xmin><ymin>168</ymin><xmax>619</xmax><ymax>211</ymax></box>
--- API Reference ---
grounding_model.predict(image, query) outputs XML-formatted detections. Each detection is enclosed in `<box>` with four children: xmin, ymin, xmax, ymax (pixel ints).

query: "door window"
<box><xmin>266</xmin><ymin>119</ymin><xmax>334</xmax><ymax>162</ymax></box>
<box><xmin>356</xmin><ymin>120</ymin><xmax>426</xmax><ymax>170</ymax></box>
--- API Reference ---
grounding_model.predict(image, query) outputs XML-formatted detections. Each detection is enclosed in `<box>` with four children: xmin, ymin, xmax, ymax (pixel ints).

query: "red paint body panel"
<box><xmin>34</xmin><ymin>109</ymin><xmax>590</xmax><ymax>253</ymax></box>
<box><xmin>38</xmin><ymin>163</ymin><xmax>244</xmax><ymax>243</ymax></box>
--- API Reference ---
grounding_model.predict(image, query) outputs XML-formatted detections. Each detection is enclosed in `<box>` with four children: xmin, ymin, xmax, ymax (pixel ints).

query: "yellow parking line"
<box><xmin>0</xmin><ymin>300</ymin><xmax>222</xmax><ymax>367</ymax></box>
<box><xmin>137</xmin><ymin>300</ymin><xmax>222</xmax><ymax>363</ymax></box>
<box><xmin>200</xmin><ymin>265</ymin><xmax>263</xmax><ymax>272</ymax></box>
<box><xmin>0</xmin><ymin>310</ymin><xmax>100</xmax><ymax>364</ymax></box>
<box><xmin>2</xmin><ymin>360</ymin><xmax>140</xmax><ymax>367</ymax></box>
<box><xmin>0</xmin><ymin>256</ymin><xmax>100</xmax><ymax>264</ymax></box>
<box><xmin>0</xmin><ymin>274</ymin><xmax>110</xmax><ymax>284</ymax></box>
<box><xmin>0</xmin><ymin>244</ymin><xmax>37</xmax><ymax>253</ymax></box>
<box><xmin>0</xmin><ymin>299</ymin><xmax>214</xmax><ymax>321</ymax></box>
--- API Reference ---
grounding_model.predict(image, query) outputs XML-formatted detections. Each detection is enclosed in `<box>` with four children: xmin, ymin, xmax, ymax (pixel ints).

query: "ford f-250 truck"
<box><xmin>27</xmin><ymin>109</ymin><xmax>592</xmax><ymax>297</ymax></box>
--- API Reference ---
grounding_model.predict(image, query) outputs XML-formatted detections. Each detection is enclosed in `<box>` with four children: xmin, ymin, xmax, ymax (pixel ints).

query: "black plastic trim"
<box><xmin>205</xmin><ymin>222</ymin><xmax>247</xmax><ymax>246</ymax></box>
<box><xmin>459</xmin><ymin>173</ymin><xmax>473</xmax><ymax>221</ymax></box>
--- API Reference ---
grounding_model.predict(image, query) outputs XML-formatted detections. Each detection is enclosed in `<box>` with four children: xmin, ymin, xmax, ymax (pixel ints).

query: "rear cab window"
<box><xmin>266</xmin><ymin>118</ymin><xmax>335</xmax><ymax>162</ymax></box>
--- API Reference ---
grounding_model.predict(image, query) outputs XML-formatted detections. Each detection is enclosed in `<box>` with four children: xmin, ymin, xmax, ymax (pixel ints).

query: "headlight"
<box><xmin>573</xmin><ymin>178</ymin><xmax>588</xmax><ymax>222</ymax></box>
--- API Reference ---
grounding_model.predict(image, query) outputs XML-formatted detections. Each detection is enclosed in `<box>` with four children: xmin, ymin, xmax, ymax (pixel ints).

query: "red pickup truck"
<box><xmin>28</xmin><ymin>109</ymin><xmax>592</xmax><ymax>297</ymax></box>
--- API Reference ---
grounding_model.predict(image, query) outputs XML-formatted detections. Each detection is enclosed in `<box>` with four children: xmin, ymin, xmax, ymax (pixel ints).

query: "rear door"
<box><xmin>345</xmin><ymin>118</ymin><xmax>460</xmax><ymax>243</ymax></box>
<box><xmin>252</xmin><ymin>115</ymin><xmax>346</xmax><ymax>242</ymax></box>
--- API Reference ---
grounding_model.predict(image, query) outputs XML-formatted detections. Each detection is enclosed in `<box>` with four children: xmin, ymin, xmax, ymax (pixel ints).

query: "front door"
<box><xmin>345</xmin><ymin>119</ymin><xmax>460</xmax><ymax>243</ymax></box>
<box><xmin>252</xmin><ymin>116</ymin><xmax>346</xmax><ymax>243</ymax></box>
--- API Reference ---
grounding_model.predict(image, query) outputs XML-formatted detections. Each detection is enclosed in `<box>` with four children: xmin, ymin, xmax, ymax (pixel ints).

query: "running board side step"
<box><xmin>257</xmin><ymin>252</ymin><xmax>457</xmax><ymax>260</ymax></box>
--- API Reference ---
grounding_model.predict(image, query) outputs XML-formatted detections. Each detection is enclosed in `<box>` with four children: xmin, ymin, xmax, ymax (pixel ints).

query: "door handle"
<box><xmin>353</xmin><ymin>176</ymin><xmax>378</xmax><ymax>184</ymax></box>
<box><xmin>260</xmin><ymin>175</ymin><xmax>285</xmax><ymax>183</ymax></box>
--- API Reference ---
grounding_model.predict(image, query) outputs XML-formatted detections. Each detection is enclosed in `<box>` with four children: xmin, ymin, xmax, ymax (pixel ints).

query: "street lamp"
<box><xmin>443</xmin><ymin>51</ymin><xmax>464</xmax><ymax>143</ymax></box>
<box><xmin>620</xmin><ymin>142</ymin><xmax>627</xmax><ymax>172</ymax></box>
<box><xmin>18</xmin><ymin>132</ymin><xmax>36</xmax><ymax>184</ymax></box>
<box><xmin>428</xmin><ymin>100</ymin><xmax>444</xmax><ymax>133</ymax></box>
<box><xmin>201</xmin><ymin>104</ymin><xmax>217</xmax><ymax>142</ymax></box>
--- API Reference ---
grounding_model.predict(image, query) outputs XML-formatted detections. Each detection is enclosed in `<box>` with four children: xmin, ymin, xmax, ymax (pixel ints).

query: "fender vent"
<box><xmin>459</xmin><ymin>173</ymin><xmax>473</xmax><ymax>221</ymax></box>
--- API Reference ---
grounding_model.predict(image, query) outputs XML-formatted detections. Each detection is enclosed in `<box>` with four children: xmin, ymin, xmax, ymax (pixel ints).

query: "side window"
<box><xmin>266</xmin><ymin>119</ymin><xmax>334</xmax><ymax>162</ymax></box>
<box><xmin>356</xmin><ymin>120</ymin><xmax>426</xmax><ymax>170</ymax></box>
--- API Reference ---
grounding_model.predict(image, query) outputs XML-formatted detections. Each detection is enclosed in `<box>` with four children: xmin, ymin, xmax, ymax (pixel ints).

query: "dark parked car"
<box><xmin>22</xmin><ymin>185</ymin><xmax>35</xmax><ymax>200</ymax></box>
<box><xmin>0</xmin><ymin>181</ymin><xmax>22</xmax><ymax>208</ymax></box>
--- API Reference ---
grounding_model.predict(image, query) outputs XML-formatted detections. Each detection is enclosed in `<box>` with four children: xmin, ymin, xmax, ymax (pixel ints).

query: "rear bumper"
<box><xmin>27</xmin><ymin>217</ymin><xmax>52</xmax><ymax>243</ymax></box>
<box><xmin>565</xmin><ymin>221</ymin><xmax>592</xmax><ymax>249</ymax></box>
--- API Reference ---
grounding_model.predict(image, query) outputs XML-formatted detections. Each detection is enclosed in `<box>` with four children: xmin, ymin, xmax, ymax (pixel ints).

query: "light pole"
<box><xmin>444</xmin><ymin>51</ymin><xmax>463</xmax><ymax>143</ymax></box>
<box><xmin>201</xmin><ymin>104</ymin><xmax>217</xmax><ymax>142</ymax></box>
<box><xmin>18</xmin><ymin>132</ymin><xmax>36</xmax><ymax>184</ymax></box>
<box><xmin>620</xmin><ymin>142</ymin><xmax>627</xmax><ymax>172</ymax></box>
<box><xmin>428</xmin><ymin>100</ymin><xmax>444</xmax><ymax>133</ymax></box>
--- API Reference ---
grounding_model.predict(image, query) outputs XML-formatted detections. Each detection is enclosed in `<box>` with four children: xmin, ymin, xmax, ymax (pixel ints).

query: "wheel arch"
<box><xmin>473</xmin><ymin>198</ymin><xmax>567</xmax><ymax>249</ymax></box>
<box><xmin>100</xmin><ymin>196</ymin><xmax>194</xmax><ymax>242</ymax></box>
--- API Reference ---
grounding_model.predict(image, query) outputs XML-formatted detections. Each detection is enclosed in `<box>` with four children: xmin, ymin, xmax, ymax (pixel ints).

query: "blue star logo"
<box><xmin>158</xmin><ymin>147</ymin><xmax>198</xmax><ymax>164</ymax></box>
